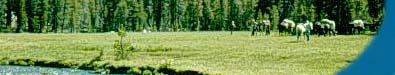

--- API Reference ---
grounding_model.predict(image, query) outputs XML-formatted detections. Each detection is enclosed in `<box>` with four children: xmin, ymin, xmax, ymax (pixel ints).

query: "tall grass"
<box><xmin>0</xmin><ymin>32</ymin><xmax>373</xmax><ymax>75</ymax></box>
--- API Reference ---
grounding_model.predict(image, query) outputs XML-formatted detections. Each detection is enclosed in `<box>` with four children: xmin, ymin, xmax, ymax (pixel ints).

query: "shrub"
<box><xmin>16</xmin><ymin>60</ymin><xmax>28</xmax><ymax>66</ymax></box>
<box><xmin>142</xmin><ymin>70</ymin><xmax>153</xmax><ymax>75</ymax></box>
<box><xmin>127</xmin><ymin>67</ymin><xmax>142</xmax><ymax>74</ymax></box>
<box><xmin>114</xmin><ymin>27</ymin><xmax>133</xmax><ymax>60</ymax></box>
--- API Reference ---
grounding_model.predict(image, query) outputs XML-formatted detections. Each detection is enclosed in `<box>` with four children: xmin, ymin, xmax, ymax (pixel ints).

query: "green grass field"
<box><xmin>0</xmin><ymin>31</ymin><xmax>373</xmax><ymax>75</ymax></box>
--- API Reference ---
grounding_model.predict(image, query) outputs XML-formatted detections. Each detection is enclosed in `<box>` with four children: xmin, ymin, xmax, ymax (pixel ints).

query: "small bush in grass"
<box><xmin>0</xmin><ymin>57</ymin><xmax>10</xmax><ymax>64</ymax></box>
<box><xmin>142</xmin><ymin>70</ymin><xmax>153</xmax><ymax>75</ymax></box>
<box><xmin>127</xmin><ymin>67</ymin><xmax>142</xmax><ymax>74</ymax></box>
<box><xmin>16</xmin><ymin>60</ymin><xmax>28</xmax><ymax>66</ymax></box>
<box><xmin>114</xmin><ymin>27</ymin><xmax>133</xmax><ymax>60</ymax></box>
<box><xmin>159</xmin><ymin>62</ymin><xmax>171</xmax><ymax>69</ymax></box>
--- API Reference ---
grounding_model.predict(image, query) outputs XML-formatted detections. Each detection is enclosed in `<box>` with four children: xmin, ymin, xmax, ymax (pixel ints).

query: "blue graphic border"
<box><xmin>338</xmin><ymin>0</ymin><xmax>395</xmax><ymax>75</ymax></box>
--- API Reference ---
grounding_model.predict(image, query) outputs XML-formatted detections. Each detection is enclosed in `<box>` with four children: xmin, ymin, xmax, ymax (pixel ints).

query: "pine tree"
<box><xmin>50</xmin><ymin>0</ymin><xmax>61</xmax><ymax>33</ymax></box>
<box><xmin>103</xmin><ymin>0</ymin><xmax>119</xmax><ymax>32</ymax></box>
<box><xmin>15</xmin><ymin>0</ymin><xmax>28</xmax><ymax>33</ymax></box>
<box><xmin>217</xmin><ymin>0</ymin><xmax>228</xmax><ymax>31</ymax></box>
<box><xmin>42</xmin><ymin>0</ymin><xmax>50</xmax><ymax>32</ymax></box>
<box><xmin>368</xmin><ymin>0</ymin><xmax>384</xmax><ymax>32</ymax></box>
<box><xmin>26</xmin><ymin>0</ymin><xmax>35</xmax><ymax>32</ymax></box>
<box><xmin>144</xmin><ymin>0</ymin><xmax>154</xmax><ymax>31</ymax></box>
<box><xmin>201</xmin><ymin>0</ymin><xmax>212</xmax><ymax>31</ymax></box>
<box><xmin>131</xmin><ymin>0</ymin><xmax>148</xmax><ymax>31</ymax></box>
<box><xmin>0</xmin><ymin>0</ymin><xmax>7</xmax><ymax>31</ymax></box>
<box><xmin>229</xmin><ymin>0</ymin><xmax>238</xmax><ymax>30</ymax></box>
<box><xmin>153</xmin><ymin>0</ymin><xmax>163</xmax><ymax>31</ymax></box>
<box><xmin>5</xmin><ymin>0</ymin><xmax>15</xmax><ymax>32</ymax></box>
<box><xmin>170</xmin><ymin>0</ymin><xmax>178</xmax><ymax>31</ymax></box>
<box><xmin>88</xmin><ymin>0</ymin><xmax>96</xmax><ymax>32</ymax></box>
<box><xmin>60</xmin><ymin>0</ymin><xmax>68</xmax><ymax>33</ymax></box>
<box><xmin>195</xmin><ymin>0</ymin><xmax>203</xmax><ymax>31</ymax></box>
<box><xmin>0</xmin><ymin>0</ymin><xmax>385</xmax><ymax>33</ymax></box>
<box><xmin>114</xmin><ymin>0</ymin><xmax>128</xmax><ymax>31</ymax></box>
<box><xmin>79</xmin><ymin>0</ymin><xmax>90</xmax><ymax>33</ymax></box>
<box><xmin>178</xmin><ymin>0</ymin><xmax>188</xmax><ymax>31</ymax></box>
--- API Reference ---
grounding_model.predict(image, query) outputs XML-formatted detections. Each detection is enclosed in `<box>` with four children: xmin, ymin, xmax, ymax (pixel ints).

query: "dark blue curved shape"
<box><xmin>337</xmin><ymin>0</ymin><xmax>395</xmax><ymax>75</ymax></box>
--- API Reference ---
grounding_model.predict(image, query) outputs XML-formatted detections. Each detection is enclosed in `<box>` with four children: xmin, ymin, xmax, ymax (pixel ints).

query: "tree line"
<box><xmin>0</xmin><ymin>0</ymin><xmax>384</xmax><ymax>34</ymax></box>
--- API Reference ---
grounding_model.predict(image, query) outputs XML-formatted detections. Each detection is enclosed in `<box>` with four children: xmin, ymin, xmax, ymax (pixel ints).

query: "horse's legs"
<box><xmin>326</xmin><ymin>29</ymin><xmax>331</xmax><ymax>36</ymax></box>
<box><xmin>297</xmin><ymin>33</ymin><xmax>300</xmax><ymax>41</ymax></box>
<box><xmin>358</xmin><ymin>27</ymin><xmax>361</xmax><ymax>35</ymax></box>
<box><xmin>296</xmin><ymin>31</ymin><xmax>299</xmax><ymax>41</ymax></box>
<box><xmin>297</xmin><ymin>31</ymin><xmax>304</xmax><ymax>41</ymax></box>
<box><xmin>318</xmin><ymin>29</ymin><xmax>323</xmax><ymax>37</ymax></box>
<box><xmin>278</xmin><ymin>28</ymin><xmax>282</xmax><ymax>36</ymax></box>
<box><xmin>261</xmin><ymin>26</ymin><xmax>264</xmax><ymax>36</ymax></box>
<box><xmin>252</xmin><ymin>26</ymin><xmax>257</xmax><ymax>36</ymax></box>
<box><xmin>265</xmin><ymin>26</ymin><xmax>270</xmax><ymax>35</ymax></box>
<box><xmin>332</xmin><ymin>29</ymin><xmax>336</xmax><ymax>36</ymax></box>
<box><xmin>361</xmin><ymin>27</ymin><xmax>364</xmax><ymax>34</ymax></box>
<box><xmin>263</xmin><ymin>27</ymin><xmax>265</xmax><ymax>35</ymax></box>
<box><xmin>330</xmin><ymin>30</ymin><xmax>333</xmax><ymax>36</ymax></box>
<box><xmin>359</xmin><ymin>27</ymin><xmax>362</xmax><ymax>34</ymax></box>
<box><xmin>257</xmin><ymin>26</ymin><xmax>261</xmax><ymax>36</ymax></box>
<box><xmin>323</xmin><ymin>29</ymin><xmax>327</xmax><ymax>36</ymax></box>
<box><xmin>306</xmin><ymin>31</ymin><xmax>310</xmax><ymax>41</ymax></box>
<box><xmin>290</xmin><ymin>28</ymin><xmax>294</xmax><ymax>35</ymax></box>
<box><xmin>261</xmin><ymin>26</ymin><xmax>264</xmax><ymax>35</ymax></box>
<box><xmin>304</xmin><ymin>32</ymin><xmax>310</xmax><ymax>41</ymax></box>
<box><xmin>259</xmin><ymin>26</ymin><xmax>262</xmax><ymax>36</ymax></box>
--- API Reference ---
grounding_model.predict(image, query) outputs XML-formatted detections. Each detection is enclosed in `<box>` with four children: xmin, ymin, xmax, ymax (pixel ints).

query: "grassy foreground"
<box><xmin>0</xmin><ymin>32</ymin><xmax>373</xmax><ymax>75</ymax></box>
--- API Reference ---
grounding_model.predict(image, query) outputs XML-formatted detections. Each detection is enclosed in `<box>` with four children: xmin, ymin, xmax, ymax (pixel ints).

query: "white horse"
<box><xmin>350</xmin><ymin>20</ymin><xmax>365</xmax><ymax>34</ymax></box>
<box><xmin>143</xmin><ymin>28</ymin><xmax>151</xmax><ymax>34</ymax></box>
<box><xmin>320</xmin><ymin>19</ymin><xmax>337</xmax><ymax>36</ymax></box>
<box><xmin>280</xmin><ymin>19</ymin><xmax>296</xmax><ymax>35</ymax></box>
<box><xmin>262</xmin><ymin>20</ymin><xmax>271</xmax><ymax>35</ymax></box>
<box><xmin>296</xmin><ymin>21</ymin><xmax>314</xmax><ymax>41</ymax></box>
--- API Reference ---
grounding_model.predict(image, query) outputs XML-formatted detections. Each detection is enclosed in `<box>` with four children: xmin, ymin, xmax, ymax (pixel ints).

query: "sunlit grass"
<box><xmin>0</xmin><ymin>31</ymin><xmax>373</xmax><ymax>75</ymax></box>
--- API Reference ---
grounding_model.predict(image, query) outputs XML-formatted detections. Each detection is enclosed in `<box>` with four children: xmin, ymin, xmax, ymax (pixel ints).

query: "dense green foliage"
<box><xmin>0</xmin><ymin>0</ymin><xmax>384</xmax><ymax>34</ymax></box>
<box><xmin>0</xmin><ymin>32</ymin><xmax>372</xmax><ymax>74</ymax></box>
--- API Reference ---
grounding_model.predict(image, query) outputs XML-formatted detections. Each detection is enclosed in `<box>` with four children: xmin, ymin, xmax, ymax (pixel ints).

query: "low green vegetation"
<box><xmin>114</xmin><ymin>27</ymin><xmax>133</xmax><ymax>60</ymax></box>
<box><xmin>0</xmin><ymin>32</ymin><xmax>373</xmax><ymax>75</ymax></box>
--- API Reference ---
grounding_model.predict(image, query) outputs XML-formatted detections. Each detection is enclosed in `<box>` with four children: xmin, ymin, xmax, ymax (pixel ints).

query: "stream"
<box><xmin>0</xmin><ymin>65</ymin><xmax>98</xmax><ymax>75</ymax></box>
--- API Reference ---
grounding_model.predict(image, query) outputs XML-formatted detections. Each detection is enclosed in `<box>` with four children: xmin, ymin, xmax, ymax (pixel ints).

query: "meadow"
<box><xmin>0</xmin><ymin>31</ymin><xmax>373</xmax><ymax>75</ymax></box>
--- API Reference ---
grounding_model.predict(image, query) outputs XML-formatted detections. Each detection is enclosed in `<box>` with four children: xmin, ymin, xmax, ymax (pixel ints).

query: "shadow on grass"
<box><xmin>345</xmin><ymin>59</ymin><xmax>354</xmax><ymax>63</ymax></box>
<box><xmin>347</xmin><ymin>33</ymin><xmax>377</xmax><ymax>36</ymax></box>
<box><xmin>364</xmin><ymin>33</ymin><xmax>377</xmax><ymax>36</ymax></box>
<box><xmin>286</xmin><ymin>41</ymin><xmax>303</xmax><ymax>43</ymax></box>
